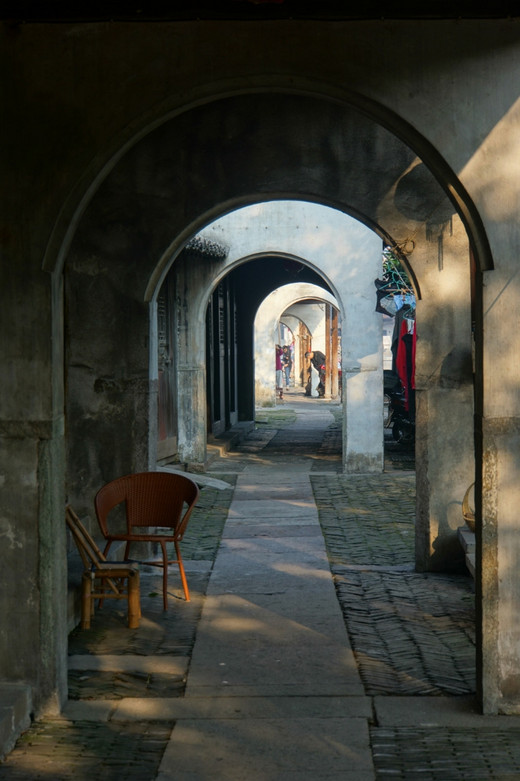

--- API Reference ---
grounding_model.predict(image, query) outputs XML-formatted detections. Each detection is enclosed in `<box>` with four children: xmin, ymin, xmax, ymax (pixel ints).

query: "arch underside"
<box><xmin>69</xmin><ymin>91</ymin><xmax>471</xmax><ymax>302</ymax></box>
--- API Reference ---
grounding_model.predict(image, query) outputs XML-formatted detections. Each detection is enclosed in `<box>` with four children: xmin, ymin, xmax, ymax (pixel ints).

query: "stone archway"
<box><xmin>8</xmin><ymin>11</ymin><xmax>520</xmax><ymax>730</ymax></box>
<box><xmin>194</xmin><ymin>202</ymin><xmax>384</xmax><ymax>473</ymax></box>
<box><xmin>61</xmin><ymin>87</ymin><xmax>478</xmax><ymax>707</ymax></box>
<box><xmin>64</xmin><ymin>87</ymin><xmax>474</xmax><ymax>569</ymax></box>
<box><xmin>254</xmin><ymin>284</ymin><xmax>340</xmax><ymax>398</ymax></box>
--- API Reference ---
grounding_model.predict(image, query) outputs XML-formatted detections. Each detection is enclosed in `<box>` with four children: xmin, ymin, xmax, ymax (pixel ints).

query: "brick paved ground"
<box><xmin>371</xmin><ymin>726</ymin><xmax>520</xmax><ymax>780</ymax></box>
<box><xmin>4</xmin><ymin>400</ymin><xmax>520</xmax><ymax>779</ymax></box>
<box><xmin>312</xmin><ymin>472</ymin><xmax>476</xmax><ymax>697</ymax></box>
<box><xmin>0</xmin><ymin>721</ymin><xmax>174</xmax><ymax>781</ymax></box>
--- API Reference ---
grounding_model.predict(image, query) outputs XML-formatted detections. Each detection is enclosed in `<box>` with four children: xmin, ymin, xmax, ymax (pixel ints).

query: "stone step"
<box><xmin>0</xmin><ymin>683</ymin><xmax>32</xmax><ymax>761</ymax></box>
<box><xmin>458</xmin><ymin>526</ymin><xmax>476</xmax><ymax>579</ymax></box>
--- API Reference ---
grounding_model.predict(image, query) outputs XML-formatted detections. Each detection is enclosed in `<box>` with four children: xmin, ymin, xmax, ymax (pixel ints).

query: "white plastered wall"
<box><xmin>201</xmin><ymin>201</ymin><xmax>383</xmax><ymax>472</ymax></box>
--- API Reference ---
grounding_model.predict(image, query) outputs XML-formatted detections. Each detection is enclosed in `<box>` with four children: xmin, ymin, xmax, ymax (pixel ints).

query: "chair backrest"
<box><xmin>94</xmin><ymin>471</ymin><xmax>200</xmax><ymax>539</ymax></box>
<box><xmin>66</xmin><ymin>505</ymin><xmax>106</xmax><ymax>569</ymax></box>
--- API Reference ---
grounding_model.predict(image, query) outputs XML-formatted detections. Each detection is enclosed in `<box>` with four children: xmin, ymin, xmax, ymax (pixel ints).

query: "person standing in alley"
<box><xmin>282</xmin><ymin>345</ymin><xmax>292</xmax><ymax>390</ymax></box>
<box><xmin>305</xmin><ymin>350</ymin><xmax>326</xmax><ymax>397</ymax></box>
<box><xmin>275</xmin><ymin>344</ymin><xmax>284</xmax><ymax>400</ymax></box>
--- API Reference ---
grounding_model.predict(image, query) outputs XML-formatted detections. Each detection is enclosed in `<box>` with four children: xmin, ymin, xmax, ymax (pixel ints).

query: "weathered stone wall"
<box><xmin>414</xmin><ymin>216</ymin><xmax>474</xmax><ymax>573</ymax></box>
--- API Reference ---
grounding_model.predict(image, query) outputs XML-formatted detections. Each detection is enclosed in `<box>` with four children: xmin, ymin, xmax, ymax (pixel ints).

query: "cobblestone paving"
<box><xmin>178</xmin><ymin>474</ymin><xmax>236</xmax><ymax>559</ymax></box>
<box><xmin>67</xmin><ymin>669</ymin><xmax>186</xmax><ymax>701</ymax></box>
<box><xmin>0</xmin><ymin>720</ymin><xmax>173</xmax><ymax>780</ymax></box>
<box><xmin>312</xmin><ymin>472</ymin><xmax>476</xmax><ymax>696</ymax></box>
<box><xmin>312</xmin><ymin>473</ymin><xmax>416</xmax><ymax>567</ymax></box>
<box><xmin>309</xmin><ymin>465</ymin><xmax>517</xmax><ymax>779</ymax></box>
<box><xmin>336</xmin><ymin>569</ymin><xmax>475</xmax><ymax>695</ymax></box>
<box><xmin>68</xmin><ymin>569</ymin><xmax>207</xmax><ymax>660</ymax></box>
<box><xmin>371</xmin><ymin>726</ymin><xmax>520</xmax><ymax>780</ymax></box>
<box><xmin>212</xmin><ymin>398</ymin><xmax>345</xmax><ymax>473</ymax></box>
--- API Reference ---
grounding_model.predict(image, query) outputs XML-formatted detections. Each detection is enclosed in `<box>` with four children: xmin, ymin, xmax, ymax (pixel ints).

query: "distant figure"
<box><xmin>275</xmin><ymin>344</ymin><xmax>284</xmax><ymax>400</ymax></box>
<box><xmin>305</xmin><ymin>350</ymin><xmax>326</xmax><ymax>397</ymax></box>
<box><xmin>282</xmin><ymin>345</ymin><xmax>292</xmax><ymax>389</ymax></box>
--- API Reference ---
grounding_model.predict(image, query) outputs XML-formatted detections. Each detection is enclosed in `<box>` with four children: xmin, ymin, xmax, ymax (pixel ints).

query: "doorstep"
<box><xmin>458</xmin><ymin>526</ymin><xmax>475</xmax><ymax>578</ymax></box>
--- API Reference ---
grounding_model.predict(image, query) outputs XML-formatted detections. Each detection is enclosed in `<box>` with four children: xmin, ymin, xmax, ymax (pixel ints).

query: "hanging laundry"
<box><xmin>395</xmin><ymin>318</ymin><xmax>416</xmax><ymax>415</ymax></box>
<box><xmin>375</xmin><ymin>287</ymin><xmax>398</xmax><ymax>316</ymax></box>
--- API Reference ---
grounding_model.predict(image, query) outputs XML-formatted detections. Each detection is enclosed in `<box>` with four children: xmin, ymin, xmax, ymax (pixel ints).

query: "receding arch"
<box><xmin>254</xmin><ymin>281</ymin><xmax>341</xmax><ymax>401</ymax></box>
<box><xmin>63</xmin><ymin>88</ymin><xmax>475</xmax><ymax>597</ymax></box>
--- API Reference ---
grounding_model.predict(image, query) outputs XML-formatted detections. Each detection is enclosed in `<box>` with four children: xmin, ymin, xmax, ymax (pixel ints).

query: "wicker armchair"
<box><xmin>94</xmin><ymin>471</ymin><xmax>200</xmax><ymax>610</ymax></box>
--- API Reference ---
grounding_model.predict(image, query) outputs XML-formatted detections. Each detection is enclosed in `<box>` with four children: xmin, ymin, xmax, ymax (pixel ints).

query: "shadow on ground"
<box><xmin>3</xmin><ymin>402</ymin><xmax>507</xmax><ymax>780</ymax></box>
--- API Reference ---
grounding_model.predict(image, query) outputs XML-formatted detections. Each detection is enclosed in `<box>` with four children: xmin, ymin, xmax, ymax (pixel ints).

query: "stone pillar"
<box><xmin>0</xmin><ymin>269</ymin><xmax>67</xmax><ymax>717</ymax></box>
<box><xmin>413</xmin><ymin>218</ymin><xmax>474</xmax><ymax>572</ymax></box>
<box><xmin>172</xmin><ymin>256</ymin><xmax>208</xmax><ymax>467</ymax></box>
<box><xmin>479</xmin><ymin>256</ymin><xmax>520</xmax><ymax>713</ymax></box>
<box><xmin>177</xmin><ymin>367</ymin><xmax>207</xmax><ymax>466</ymax></box>
<box><xmin>331</xmin><ymin>307</ymin><xmax>340</xmax><ymax>399</ymax></box>
<box><xmin>342</xmin><ymin>250</ymin><xmax>384</xmax><ymax>474</ymax></box>
<box><xmin>343</xmin><ymin>346</ymin><xmax>384</xmax><ymax>472</ymax></box>
<box><xmin>236</xmin><ymin>308</ymin><xmax>255</xmax><ymax>423</ymax></box>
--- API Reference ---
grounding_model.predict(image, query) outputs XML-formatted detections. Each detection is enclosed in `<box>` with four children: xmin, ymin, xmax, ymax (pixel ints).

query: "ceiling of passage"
<box><xmin>1</xmin><ymin>1</ymin><xmax>517</xmax><ymax>21</ymax></box>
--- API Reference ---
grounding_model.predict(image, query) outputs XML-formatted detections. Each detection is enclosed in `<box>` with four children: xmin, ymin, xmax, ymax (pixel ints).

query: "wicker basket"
<box><xmin>462</xmin><ymin>482</ymin><xmax>475</xmax><ymax>533</ymax></box>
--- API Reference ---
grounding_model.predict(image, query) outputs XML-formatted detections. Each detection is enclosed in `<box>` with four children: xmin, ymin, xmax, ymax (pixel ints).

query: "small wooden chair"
<box><xmin>94</xmin><ymin>471</ymin><xmax>200</xmax><ymax>610</ymax></box>
<box><xmin>66</xmin><ymin>505</ymin><xmax>141</xmax><ymax>629</ymax></box>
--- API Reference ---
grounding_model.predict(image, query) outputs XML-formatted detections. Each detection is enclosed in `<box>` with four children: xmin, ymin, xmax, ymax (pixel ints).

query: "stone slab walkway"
<box><xmin>157</xmin><ymin>427</ymin><xmax>374</xmax><ymax>779</ymax></box>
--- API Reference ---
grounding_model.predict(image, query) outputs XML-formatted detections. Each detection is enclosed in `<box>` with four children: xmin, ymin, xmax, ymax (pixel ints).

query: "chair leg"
<box><xmin>99</xmin><ymin>541</ymin><xmax>114</xmax><ymax>610</ymax></box>
<box><xmin>127</xmin><ymin>570</ymin><xmax>140</xmax><ymax>629</ymax></box>
<box><xmin>160</xmin><ymin>540</ymin><xmax>168</xmax><ymax>610</ymax></box>
<box><xmin>175</xmin><ymin>541</ymin><xmax>190</xmax><ymax>602</ymax></box>
<box><xmin>81</xmin><ymin>572</ymin><xmax>92</xmax><ymax>629</ymax></box>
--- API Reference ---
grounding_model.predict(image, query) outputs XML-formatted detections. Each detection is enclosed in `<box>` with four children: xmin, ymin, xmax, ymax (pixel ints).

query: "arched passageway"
<box><xmin>9</xmin><ymin>13</ymin><xmax>520</xmax><ymax>740</ymax></box>
<box><xmin>9</xmin><ymin>13</ymin><xmax>520</xmax><ymax>762</ymax></box>
<box><xmin>61</xmin><ymin>89</ymin><xmax>477</xmax><ymax>704</ymax></box>
<box><xmin>165</xmin><ymin>201</ymin><xmax>384</xmax><ymax>473</ymax></box>
<box><xmin>254</xmin><ymin>284</ymin><xmax>342</xmax><ymax>404</ymax></box>
<box><xmin>6</xmin><ymin>77</ymin><xmax>484</xmax><ymax>735</ymax></box>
